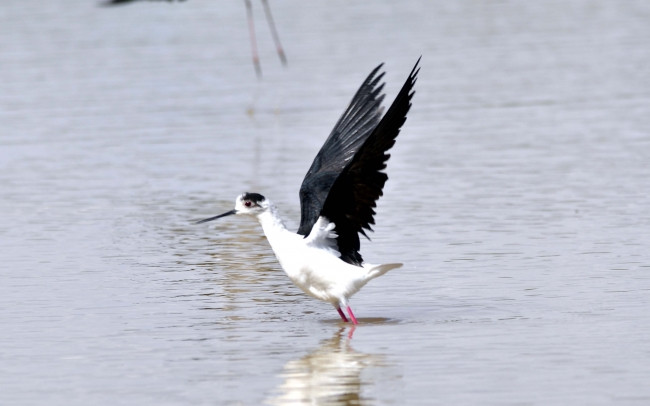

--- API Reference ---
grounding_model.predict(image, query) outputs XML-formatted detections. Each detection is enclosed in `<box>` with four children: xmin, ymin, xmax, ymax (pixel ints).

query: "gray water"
<box><xmin>2</xmin><ymin>1</ymin><xmax>650</xmax><ymax>405</ymax></box>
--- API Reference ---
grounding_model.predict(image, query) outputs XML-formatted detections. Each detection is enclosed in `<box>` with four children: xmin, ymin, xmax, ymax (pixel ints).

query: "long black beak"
<box><xmin>194</xmin><ymin>209</ymin><xmax>237</xmax><ymax>224</ymax></box>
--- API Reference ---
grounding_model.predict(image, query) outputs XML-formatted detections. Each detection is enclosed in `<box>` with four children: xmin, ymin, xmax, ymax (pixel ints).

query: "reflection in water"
<box><xmin>268</xmin><ymin>328</ymin><xmax>385</xmax><ymax>406</ymax></box>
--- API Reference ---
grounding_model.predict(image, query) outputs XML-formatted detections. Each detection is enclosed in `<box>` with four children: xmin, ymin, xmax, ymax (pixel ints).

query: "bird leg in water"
<box><xmin>347</xmin><ymin>306</ymin><xmax>358</xmax><ymax>325</ymax></box>
<box><xmin>261</xmin><ymin>0</ymin><xmax>287</xmax><ymax>66</ymax></box>
<box><xmin>244</xmin><ymin>0</ymin><xmax>262</xmax><ymax>78</ymax></box>
<box><xmin>336</xmin><ymin>307</ymin><xmax>349</xmax><ymax>322</ymax></box>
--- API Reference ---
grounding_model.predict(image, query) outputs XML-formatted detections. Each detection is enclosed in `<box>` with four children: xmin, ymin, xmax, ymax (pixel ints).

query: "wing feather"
<box><xmin>298</xmin><ymin>58</ymin><xmax>420</xmax><ymax>266</ymax></box>
<box><xmin>298</xmin><ymin>64</ymin><xmax>387</xmax><ymax>236</ymax></box>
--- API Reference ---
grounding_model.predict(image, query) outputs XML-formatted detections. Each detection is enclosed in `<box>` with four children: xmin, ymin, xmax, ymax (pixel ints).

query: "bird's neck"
<box><xmin>255</xmin><ymin>202</ymin><xmax>303</xmax><ymax>277</ymax></box>
<box><xmin>256</xmin><ymin>202</ymin><xmax>289</xmax><ymax>237</ymax></box>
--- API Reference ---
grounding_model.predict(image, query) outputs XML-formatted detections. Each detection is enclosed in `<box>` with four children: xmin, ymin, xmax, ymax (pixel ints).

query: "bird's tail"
<box><xmin>365</xmin><ymin>263</ymin><xmax>402</xmax><ymax>280</ymax></box>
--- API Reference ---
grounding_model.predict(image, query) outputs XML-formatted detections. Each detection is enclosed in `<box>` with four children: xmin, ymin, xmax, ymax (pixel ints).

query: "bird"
<box><xmin>196</xmin><ymin>58</ymin><xmax>420</xmax><ymax>324</ymax></box>
<box><xmin>101</xmin><ymin>0</ymin><xmax>287</xmax><ymax>79</ymax></box>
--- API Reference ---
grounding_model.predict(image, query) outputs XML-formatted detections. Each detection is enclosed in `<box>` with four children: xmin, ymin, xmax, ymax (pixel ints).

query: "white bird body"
<box><xmin>197</xmin><ymin>59</ymin><xmax>419</xmax><ymax>324</ymax></box>
<box><xmin>255</xmin><ymin>201</ymin><xmax>402</xmax><ymax>306</ymax></box>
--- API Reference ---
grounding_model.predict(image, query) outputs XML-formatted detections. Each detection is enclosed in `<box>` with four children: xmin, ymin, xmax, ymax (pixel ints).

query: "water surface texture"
<box><xmin>2</xmin><ymin>1</ymin><xmax>650</xmax><ymax>405</ymax></box>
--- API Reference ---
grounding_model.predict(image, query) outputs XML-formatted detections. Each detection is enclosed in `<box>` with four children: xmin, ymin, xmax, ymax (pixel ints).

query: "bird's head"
<box><xmin>234</xmin><ymin>192</ymin><xmax>269</xmax><ymax>215</ymax></box>
<box><xmin>195</xmin><ymin>192</ymin><xmax>269</xmax><ymax>224</ymax></box>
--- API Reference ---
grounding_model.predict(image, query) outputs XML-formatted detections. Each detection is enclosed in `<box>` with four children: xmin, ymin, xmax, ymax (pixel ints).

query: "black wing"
<box><xmin>297</xmin><ymin>64</ymin><xmax>387</xmax><ymax>235</ymax></box>
<box><xmin>298</xmin><ymin>58</ymin><xmax>420</xmax><ymax>265</ymax></box>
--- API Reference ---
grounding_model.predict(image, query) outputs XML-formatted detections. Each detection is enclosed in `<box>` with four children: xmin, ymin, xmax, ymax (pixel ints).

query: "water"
<box><xmin>2</xmin><ymin>0</ymin><xmax>649</xmax><ymax>404</ymax></box>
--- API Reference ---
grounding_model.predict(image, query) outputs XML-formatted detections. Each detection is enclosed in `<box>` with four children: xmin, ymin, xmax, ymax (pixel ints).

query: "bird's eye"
<box><xmin>244</xmin><ymin>201</ymin><xmax>252</xmax><ymax>207</ymax></box>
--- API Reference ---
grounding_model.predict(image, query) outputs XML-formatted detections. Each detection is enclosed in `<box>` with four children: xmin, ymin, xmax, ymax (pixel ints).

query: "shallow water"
<box><xmin>2</xmin><ymin>0</ymin><xmax>650</xmax><ymax>405</ymax></box>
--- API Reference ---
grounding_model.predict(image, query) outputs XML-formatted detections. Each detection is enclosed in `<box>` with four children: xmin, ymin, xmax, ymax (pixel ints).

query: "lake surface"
<box><xmin>2</xmin><ymin>1</ymin><xmax>649</xmax><ymax>405</ymax></box>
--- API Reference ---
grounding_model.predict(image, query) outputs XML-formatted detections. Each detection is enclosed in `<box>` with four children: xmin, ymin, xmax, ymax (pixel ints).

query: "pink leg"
<box><xmin>346</xmin><ymin>306</ymin><xmax>358</xmax><ymax>325</ymax></box>
<box><xmin>261</xmin><ymin>0</ymin><xmax>287</xmax><ymax>66</ymax></box>
<box><xmin>244</xmin><ymin>0</ymin><xmax>262</xmax><ymax>78</ymax></box>
<box><xmin>336</xmin><ymin>307</ymin><xmax>349</xmax><ymax>322</ymax></box>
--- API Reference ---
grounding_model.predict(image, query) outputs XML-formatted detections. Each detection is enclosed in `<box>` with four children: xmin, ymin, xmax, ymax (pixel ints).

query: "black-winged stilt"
<box><xmin>197</xmin><ymin>58</ymin><xmax>420</xmax><ymax>324</ymax></box>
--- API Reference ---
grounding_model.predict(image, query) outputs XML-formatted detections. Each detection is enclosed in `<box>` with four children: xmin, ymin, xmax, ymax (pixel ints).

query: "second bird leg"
<box><xmin>346</xmin><ymin>306</ymin><xmax>358</xmax><ymax>325</ymax></box>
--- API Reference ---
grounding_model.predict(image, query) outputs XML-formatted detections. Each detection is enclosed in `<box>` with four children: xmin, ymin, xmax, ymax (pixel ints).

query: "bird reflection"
<box><xmin>267</xmin><ymin>327</ymin><xmax>385</xmax><ymax>406</ymax></box>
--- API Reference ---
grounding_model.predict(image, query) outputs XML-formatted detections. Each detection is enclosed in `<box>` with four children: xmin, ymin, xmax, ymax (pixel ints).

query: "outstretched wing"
<box><xmin>297</xmin><ymin>64</ymin><xmax>386</xmax><ymax>235</ymax></box>
<box><xmin>298</xmin><ymin>58</ymin><xmax>420</xmax><ymax>266</ymax></box>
